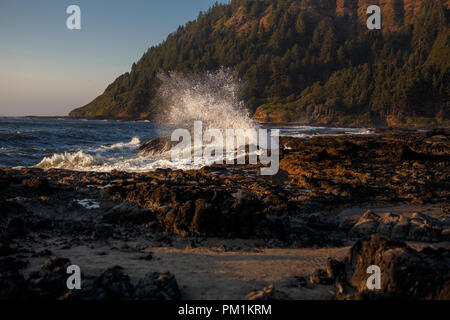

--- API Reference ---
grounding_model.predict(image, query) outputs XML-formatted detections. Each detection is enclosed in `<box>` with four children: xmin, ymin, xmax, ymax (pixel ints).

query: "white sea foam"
<box><xmin>35</xmin><ymin>150</ymin><xmax>99</xmax><ymax>169</ymax></box>
<box><xmin>33</xmin><ymin>147</ymin><xmax>204</xmax><ymax>172</ymax></box>
<box><xmin>75</xmin><ymin>199</ymin><xmax>100</xmax><ymax>209</ymax></box>
<box><xmin>100</xmin><ymin>136</ymin><xmax>141</xmax><ymax>150</ymax></box>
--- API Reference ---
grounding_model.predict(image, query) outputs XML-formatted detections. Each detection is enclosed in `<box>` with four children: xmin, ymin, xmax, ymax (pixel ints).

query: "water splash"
<box><xmin>158</xmin><ymin>68</ymin><xmax>256</xmax><ymax>131</ymax></box>
<box><xmin>35</xmin><ymin>150</ymin><xmax>99</xmax><ymax>170</ymax></box>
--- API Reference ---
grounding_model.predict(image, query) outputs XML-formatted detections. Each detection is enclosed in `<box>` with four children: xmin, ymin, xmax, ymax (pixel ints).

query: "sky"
<box><xmin>0</xmin><ymin>0</ymin><xmax>227</xmax><ymax>116</ymax></box>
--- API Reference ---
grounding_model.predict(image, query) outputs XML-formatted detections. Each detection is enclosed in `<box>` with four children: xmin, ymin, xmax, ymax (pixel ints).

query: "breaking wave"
<box><xmin>158</xmin><ymin>68</ymin><xmax>256</xmax><ymax>132</ymax></box>
<box><xmin>35</xmin><ymin>151</ymin><xmax>100</xmax><ymax>170</ymax></box>
<box><xmin>100</xmin><ymin>136</ymin><xmax>141</xmax><ymax>150</ymax></box>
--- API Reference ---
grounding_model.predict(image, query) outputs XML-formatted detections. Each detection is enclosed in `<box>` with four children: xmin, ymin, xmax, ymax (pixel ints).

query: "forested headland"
<box><xmin>69</xmin><ymin>0</ymin><xmax>450</xmax><ymax>127</ymax></box>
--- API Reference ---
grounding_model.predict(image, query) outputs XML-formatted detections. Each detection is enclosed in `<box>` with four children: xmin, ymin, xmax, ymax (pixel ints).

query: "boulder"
<box><xmin>344</xmin><ymin>236</ymin><xmax>450</xmax><ymax>299</ymax></box>
<box><xmin>350</xmin><ymin>211</ymin><xmax>443</xmax><ymax>242</ymax></box>
<box><xmin>139</xmin><ymin>136</ymin><xmax>177</xmax><ymax>155</ymax></box>
<box><xmin>309</xmin><ymin>268</ymin><xmax>333</xmax><ymax>285</ymax></box>
<box><xmin>134</xmin><ymin>272</ymin><xmax>181</xmax><ymax>300</ymax></box>
<box><xmin>89</xmin><ymin>266</ymin><xmax>134</xmax><ymax>300</ymax></box>
<box><xmin>350</xmin><ymin>210</ymin><xmax>380</xmax><ymax>235</ymax></box>
<box><xmin>28</xmin><ymin>257</ymin><xmax>72</xmax><ymax>299</ymax></box>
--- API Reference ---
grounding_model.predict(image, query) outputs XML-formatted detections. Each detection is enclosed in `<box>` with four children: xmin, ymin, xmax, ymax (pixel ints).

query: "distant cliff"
<box><xmin>70</xmin><ymin>0</ymin><xmax>450</xmax><ymax>127</ymax></box>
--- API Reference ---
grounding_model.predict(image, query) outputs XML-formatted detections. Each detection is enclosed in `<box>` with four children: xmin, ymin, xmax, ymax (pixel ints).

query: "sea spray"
<box><xmin>158</xmin><ymin>68</ymin><xmax>256</xmax><ymax>132</ymax></box>
<box><xmin>157</xmin><ymin>68</ymin><xmax>266</xmax><ymax>166</ymax></box>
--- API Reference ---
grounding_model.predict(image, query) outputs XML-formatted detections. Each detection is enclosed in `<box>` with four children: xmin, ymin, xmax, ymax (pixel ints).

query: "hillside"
<box><xmin>69</xmin><ymin>0</ymin><xmax>450</xmax><ymax>126</ymax></box>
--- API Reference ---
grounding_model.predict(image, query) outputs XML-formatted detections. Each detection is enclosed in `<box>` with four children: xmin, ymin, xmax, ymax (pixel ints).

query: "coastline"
<box><xmin>1</xmin><ymin>128</ymin><xmax>449</xmax><ymax>299</ymax></box>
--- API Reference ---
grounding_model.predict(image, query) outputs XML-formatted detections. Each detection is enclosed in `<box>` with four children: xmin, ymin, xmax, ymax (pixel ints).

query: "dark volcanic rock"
<box><xmin>327</xmin><ymin>236</ymin><xmax>450</xmax><ymax>300</ymax></box>
<box><xmin>89</xmin><ymin>266</ymin><xmax>134</xmax><ymax>300</ymax></box>
<box><xmin>349</xmin><ymin>211</ymin><xmax>444</xmax><ymax>242</ymax></box>
<box><xmin>28</xmin><ymin>257</ymin><xmax>72</xmax><ymax>299</ymax></box>
<box><xmin>309</xmin><ymin>268</ymin><xmax>333</xmax><ymax>285</ymax></box>
<box><xmin>245</xmin><ymin>285</ymin><xmax>290</xmax><ymax>300</ymax></box>
<box><xmin>103</xmin><ymin>202</ymin><xmax>154</xmax><ymax>225</ymax></box>
<box><xmin>190</xmin><ymin>199</ymin><xmax>220</xmax><ymax>236</ymax></box>
<box><xmin>134</xmin><ymin>272</ymin><xmax>181</xmax><ymax>300</ymax></box>
<box><xmin>280</xmin><ymin>129</ymin><xmax>449</xmax><ymax>207</ymax></box>
<box><xmin>85</xmin><ymin>267</ymin><xmax>181</xmax><ymax>300</ymax></box>
<box><xmin>22</xmin><ymin>177</ymin><xmax>50</xmax><ymax>191</ymax></box>
<box><xmin>139</xmin><ymin>136</ymin><xmax>177</xmax><ymax>155</ymax></box>
<box><xmin>346</xmin><ymin>236</ymin><xmax>450</xmax><ymax>299</ymax></box>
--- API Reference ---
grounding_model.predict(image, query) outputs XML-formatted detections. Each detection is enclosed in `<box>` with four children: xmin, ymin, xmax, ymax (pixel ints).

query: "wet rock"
<box><xmin>139</xmin><ymin>136</ymin><xmax>177</xmax><ymax>155</ymax></box>
<box><xmin>134</xmin><ymin>272</ymin><xmax>181</xmax><ymax>300</ymax></box>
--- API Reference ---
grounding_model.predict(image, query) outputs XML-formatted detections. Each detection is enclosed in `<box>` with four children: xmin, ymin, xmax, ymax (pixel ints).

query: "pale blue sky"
<box><xmin>0</xmin><ymin>0</ymin><xmax>227</xmax><ymax>116</ymax></box>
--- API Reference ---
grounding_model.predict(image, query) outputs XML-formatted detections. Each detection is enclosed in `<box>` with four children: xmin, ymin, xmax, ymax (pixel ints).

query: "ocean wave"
<box><xmin>33</xmin><ymin>152</ymin><xmax>200</xmax><ymax>173</ymax></box>
<box><xmin>31</xmin><ymin>127</ymin><xmax>374</xmax><ymax>172</ymax></box>
<box><xmin>35</xmin><ymin>151</ymin><xmax>100</xmax><ymax>170</ymax></box>
<box><xmin>100</xmin><ymin>136</ymin><xmax>141</xmax><ymax>150</ymax></box>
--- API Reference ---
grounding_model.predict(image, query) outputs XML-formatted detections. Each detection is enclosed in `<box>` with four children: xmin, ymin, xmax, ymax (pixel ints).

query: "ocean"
<box><xmin>0</xmin><ymin>117</ymin><xmax>372</xmax><ymax>172</ymax></box>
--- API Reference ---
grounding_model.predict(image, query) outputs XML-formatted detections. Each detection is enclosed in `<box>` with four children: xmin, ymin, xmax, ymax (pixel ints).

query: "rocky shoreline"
<box><xmin>1</xmin><ymin>128</ymin><xmax>449</xmax><ymax>300</ymax></box>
